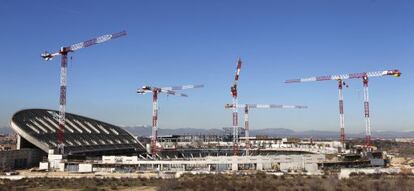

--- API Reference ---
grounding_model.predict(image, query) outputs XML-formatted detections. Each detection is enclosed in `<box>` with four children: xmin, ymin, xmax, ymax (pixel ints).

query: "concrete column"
<box><xmin>232</xmin><ymin>163</ymin><xmax>238</xmax><ymax>171</ymax></box>
<box><xmin>256</xmin><ymin>162</ymin><xmax>263</xmax><ymax>170</ymax></box>
<box><xmin>16</xmin><ymin>135</ymin><xmax>21</xmax><ymax>150</ymax></box>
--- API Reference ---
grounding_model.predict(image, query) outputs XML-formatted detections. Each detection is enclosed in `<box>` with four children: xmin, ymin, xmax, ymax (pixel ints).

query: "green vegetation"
<box><xmin>347</xmin><ymin>139</ymin><xmax>414</xmax><ymax>158</ymax></box>
<box><xmin>374</xmin><ymin>140</ymin><xmax>414</xmax><ymax>158</ymax></box>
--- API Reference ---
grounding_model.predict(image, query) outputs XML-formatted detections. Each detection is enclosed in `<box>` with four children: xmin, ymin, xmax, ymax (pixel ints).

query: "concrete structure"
<box><xmin>251</xmin><ymin>138</ymin><xmax>344</xmax><ymax>154</ymax></box>
<box><xmin>78</xmin><ymin>163</ymin><xmax>93</xmax><ymax>173</ymax></box>
<box><xmin>99</xmin><ymin>154</ymin><xmax>325</xmax><ymax>173</ymax></box>
<box><xmin>39</xmin><ymin>162</ymin><xmax>49</xmax><ymax>170</ymax></box>
<box><xmin>158</xmin><ymin>135</ymin><xmax>344</xmax><ymax>155</ymax></box>
<box><xmin>47</xmin><ymin>154</ymin><xmax>325</xmax><ymax>174</ymax></box>
<box><xmin>47</xmin><ymin>150</ymin><xmax>63</xmax><ymax>169</ymax></box>
<box><xmin>10</xmin><ymin>109</ymin><xmax>146</xmax><ymax>156</ymax></box>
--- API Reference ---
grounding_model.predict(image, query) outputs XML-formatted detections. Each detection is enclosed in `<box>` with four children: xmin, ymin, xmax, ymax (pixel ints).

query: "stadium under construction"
<box><xmin>2</xmin><ymin>108</ymin><xmax>386</xmax><ymax>175</ymax></box>
<box><xmin>0</xmin><ymin>31</ymin><xmax>400</xmax><ymax>176</ymax></box>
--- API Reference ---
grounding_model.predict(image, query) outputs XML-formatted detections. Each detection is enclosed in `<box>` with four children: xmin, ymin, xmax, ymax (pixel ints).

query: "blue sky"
<box><xmin>0</xmin><ymin>0</ymin><xmax>413</xmax><ymax>134</ymax></box>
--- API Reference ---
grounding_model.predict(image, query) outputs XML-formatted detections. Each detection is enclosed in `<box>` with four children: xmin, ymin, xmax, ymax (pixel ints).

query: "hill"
<box><xmin>122</xmin><ymin>126</ymin><xmax>414</xmax><ymax>139</ymax></box>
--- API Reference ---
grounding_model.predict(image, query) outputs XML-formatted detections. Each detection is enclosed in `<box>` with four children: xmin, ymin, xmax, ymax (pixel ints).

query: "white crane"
<box><xmin>137</xmin><ymin>84</ymin><xmax>203</xmax><ymax>157</ymax></box>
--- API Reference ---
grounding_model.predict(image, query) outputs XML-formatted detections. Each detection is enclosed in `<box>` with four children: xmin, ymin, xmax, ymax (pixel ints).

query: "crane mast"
<box><xmin>338</xmin><ymin>80</ymin><xmax>345</xmax><ymax>148</ymax></box>
<box><xmin>244</xmin><ymin>106</ymin><xmax>249</xmax><ymax>154</ymax></box>
<box><xmin>232</xmin><ymin>94</ymin><xmax>239</xmax><ymax>155</ymax></box>
<box><xmin>58</xmin><ymin>52</ymin><xmax>68</xmax><ymax>153</ymax></box>
<box><xmin>152</xmin><ymin>90</ymin><xmax>159</xmax><ymax>156</ymax></box>
<box><xmin>41</xmin><ymin>31</ymin><xmax>127</xmax><ymax>154</ymax></box>
<box><xmin>230</xmin><ymin>58</ymin><xmax>242</xmax><ymax>156</ymax></box>
<box><xmin>362</xmin><ymin>76</ymin><xmax>371</xmax><ymax>148</ymax></box>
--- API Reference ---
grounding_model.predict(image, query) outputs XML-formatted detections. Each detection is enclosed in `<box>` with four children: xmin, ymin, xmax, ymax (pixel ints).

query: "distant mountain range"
<box><xmin>121</xmin><ymin>126</ymin><xmax>414</xmax><ymax>139</ymax></box>
<box><xmin>2</xmin><ymin>125</ymin><xmax>414</xmax><ymax>139</ymax></box>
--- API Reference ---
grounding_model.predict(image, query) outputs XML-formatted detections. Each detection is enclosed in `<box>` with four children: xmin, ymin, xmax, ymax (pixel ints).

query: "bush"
<box><xmin>81</xmin><ymin>187</ymin><xmax>98</xmax><ymax>191</ymax></box>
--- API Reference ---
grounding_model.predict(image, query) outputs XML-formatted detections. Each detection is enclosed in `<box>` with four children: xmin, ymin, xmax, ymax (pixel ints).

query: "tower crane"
<box><xmin>137</xmin><ymin>84</ymin><xmax>204</xmax><ymax>157</ymax></box>
<box><xmin>225</xmin><ymin>104</ymin><xmax>307</xmax><ymax>155</ymax></box>
<box><xmin>230</xmin><ymin>58</ymin><xmax>242</xmax><ymax>155</ymax></box>
<box><xmin>41</xmin><ymin>31</ymin><xmax>127</xmax><ymax>154</ymax></box>
<box><xmin>286</xmin><ymin>69</ymin><xmax>401</xmax><ymax>149</ymax></box>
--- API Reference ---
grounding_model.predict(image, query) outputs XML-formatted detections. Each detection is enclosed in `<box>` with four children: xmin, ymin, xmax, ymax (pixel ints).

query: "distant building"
<box><xmin>395</xmin><ymin>138</ymin><xmax>414</xmax><ymax>143</ymax></box>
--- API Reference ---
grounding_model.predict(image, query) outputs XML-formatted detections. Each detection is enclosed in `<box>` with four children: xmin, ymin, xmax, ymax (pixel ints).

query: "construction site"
<box><xmin>1</xmin><ymin>1</ymin><xmax>413</xmax><ymax>190</ymax></box>
<box><xmin>0</xmin><ymin>29</ymin><xmax>405</xmax><ymax>179</ymax></box>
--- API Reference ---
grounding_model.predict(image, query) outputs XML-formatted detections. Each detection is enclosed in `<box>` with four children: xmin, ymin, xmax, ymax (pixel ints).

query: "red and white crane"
<box><xmin>230</xmin><ymin>58</ymin><xmax>242</xmax><ymax>156</ymax></box>
<box><xmin>41</xmin><ymin>31</ymin><xmax>127</xmax><ymax>154</ymax></box>
<box><xmin>286</xmin><ymin>69</ymin><xmax>401</xmax><ymax>149</ymax></box>
<box><xmin>137</xmin><ymin>84</ymin><xmax>204</xmax><ymax>157</ymax></box>
<box><xmin>225</xmin><ymin>104</ymin><xmax>307</xmax><ymax>155</ymax></box>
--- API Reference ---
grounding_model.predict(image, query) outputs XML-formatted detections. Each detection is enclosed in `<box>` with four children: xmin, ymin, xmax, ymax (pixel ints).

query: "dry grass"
<box><xmin>157</xmin><ymin>173</ymin><xmax>414</xmax><ymax>191</ymax></box>
<box><xmin>1</xmin><ymin>173</ymin><xmax>414</xmax><ymax>191</ymax></box>
<box><xmin>0</xmin><ymin>177</ymin><xmax>159</xmax><ymax>191</ymax></box>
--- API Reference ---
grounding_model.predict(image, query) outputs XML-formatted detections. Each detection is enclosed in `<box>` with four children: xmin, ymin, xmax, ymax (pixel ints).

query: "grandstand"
<box><xmin>10</xmin><ymin>109</ymin><xmax>146</xmax><ymax>156</ymax></box>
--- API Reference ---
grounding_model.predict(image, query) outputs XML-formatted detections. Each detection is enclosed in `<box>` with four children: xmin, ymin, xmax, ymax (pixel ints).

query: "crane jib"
<box><xmin>286</xmin><ymin>70</ymin><xmax>401</xmax><ymax>83</ymax></box>
<box><xmin>316</xmin><ymin>76</ymin><xmax>331</xmax><ymax>81</ymax></box>
<box><xmin>349</xmin><ymin>73</ymin><xmax>366</xmax><ymax>79</ymax></box>
<box><xmin>68</xmin><ymin>31</ymin><xmax>127</xmax><ymax>52</ymax></box>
